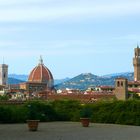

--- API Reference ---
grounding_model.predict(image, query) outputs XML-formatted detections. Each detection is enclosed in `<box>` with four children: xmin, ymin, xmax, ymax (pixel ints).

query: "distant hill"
<box><xmin>9</xmin><ymin>74</ymin><xmax>28</xmax><ymax>81</ymax></box>
<box><xmin>8</xmin><ymin>74</ymin><xmax>70</xmax><ymax>85</ymax></box>
<box><xmin>102</xmin><ymin>72</ymin><xmax>133</xmax><ymax>78</ymax></box>
<box><xmin>55</xmin><ymin>72</ymin><xmax>134</xmax><ymax>90</ymax></box>
<box><xmin>8</xmin><ymin>78</ymin><xmax>25</xmax><ymax>84</ymax></box>
<box><xmin>8</xmin><ymin>74</ymin><xmax>27</xmax><ymax>84</ymax></box>
<box><xmin>54</xmin><ymin>78</ymin><xmax>70</xmax><ymax>85</ymax></box>
<box><xmin>55</xmin><ymin>73</ymin><xmax>100</xmax><ymax>90</ymax></box>
<box><xmin>8</xmin><ymin>72</ymin><xmax>134</xmax><ymax>89</ymax></box>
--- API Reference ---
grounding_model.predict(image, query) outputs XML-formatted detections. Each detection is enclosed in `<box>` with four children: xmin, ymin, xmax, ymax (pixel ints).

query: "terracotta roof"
<box><xmin>28</xmin><ymin>58</ymin><xmax>53</xmax><ymax>83</ymax></box>
<box><xmin>100</xmin><ymin>86</ymin><xmax>114</xmax><ymax>89</ymax></box>
<box><xmin>128</xmin><ymin>81</ymin><xmax>140</xmax><ymax>85</ymax></box>
<box><xmin>47</xmin><ymin>93</ymin><xmax>115</xmax><ymax>103</ymax></box>
<box><xmin>128</xmin><ymin>88</ymin><xmax>140</xmax><ymax>93</ymax></box>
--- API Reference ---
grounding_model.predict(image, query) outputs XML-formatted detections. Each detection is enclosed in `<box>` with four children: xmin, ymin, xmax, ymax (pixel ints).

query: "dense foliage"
<box><xmin>89</xmin><ymin>100</ymin><xmax>140</xmax><ymax>125</ymax></box>
<box><xmin>0</xmin><ymin>100</ymin><xmax>140</xmax><ymax>126</ymax></box>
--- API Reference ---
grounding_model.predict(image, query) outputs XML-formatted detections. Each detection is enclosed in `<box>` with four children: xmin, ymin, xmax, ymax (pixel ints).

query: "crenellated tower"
<box><xmin>133</xmin><ymin>45</ymin><xmax>140</xmax><ymax>81</ymax></box>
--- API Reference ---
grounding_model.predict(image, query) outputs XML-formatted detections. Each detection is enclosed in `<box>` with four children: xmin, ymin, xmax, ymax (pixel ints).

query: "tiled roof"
<box><xmin>28</xmin><ymin>63</ymin><xmax>53</xmax><ymax>83</ymax></box>
<box><xmin>128</xmin><ymin>81</ymin><xmax>140</xmax><ymax>85</ymax></box>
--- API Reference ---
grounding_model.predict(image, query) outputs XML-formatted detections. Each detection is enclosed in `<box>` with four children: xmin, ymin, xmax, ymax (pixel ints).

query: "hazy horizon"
<box><xmin>8</xmin><ymin>71</ymin><xmax>133</xmax><ymax>80</ymax></box>
<box><xmin>0</xmin><ymin>0</ymin><xmax>139</xmax><ymax>78</ymax></box>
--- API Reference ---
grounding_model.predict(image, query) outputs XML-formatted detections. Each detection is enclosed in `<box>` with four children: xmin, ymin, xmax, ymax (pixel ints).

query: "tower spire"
<box><xmin>39</xmin><ymin>55</ymin><xmax>43</xmax><ymax>65</ymax></box>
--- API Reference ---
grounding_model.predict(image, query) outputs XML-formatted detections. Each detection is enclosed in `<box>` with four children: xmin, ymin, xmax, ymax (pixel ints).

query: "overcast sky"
<box><xmin>0</xmin><ymin>0</ymin><xmax>140</xmax><ymax>78</ymax></box>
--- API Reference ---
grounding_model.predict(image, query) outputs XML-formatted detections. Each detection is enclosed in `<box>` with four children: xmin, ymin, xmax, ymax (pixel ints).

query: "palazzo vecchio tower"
<box><xmin>133</xmin><ymin>45</ymin><xmax>140</xmax><ymax>81</ymax></box>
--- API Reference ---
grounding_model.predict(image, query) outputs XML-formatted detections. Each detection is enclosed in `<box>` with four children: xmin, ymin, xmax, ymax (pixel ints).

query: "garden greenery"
<box><xmin>0</xmin><ymin>100</ymin><xmax>140</xmax><ymax>125</ymax></box>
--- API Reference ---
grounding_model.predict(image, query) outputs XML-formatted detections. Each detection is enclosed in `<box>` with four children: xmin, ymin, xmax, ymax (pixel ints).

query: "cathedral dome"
<box><xmin>28</xmin><ymin>57</ymin><xmax>54</xmax><ymax>88</ymax></box>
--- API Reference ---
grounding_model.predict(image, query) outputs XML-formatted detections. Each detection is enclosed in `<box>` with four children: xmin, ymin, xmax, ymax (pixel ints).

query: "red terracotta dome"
<box><xmin>28</xmin><ymin>57</ymin><xmax>54</xmax><ymax>88</ymax></box>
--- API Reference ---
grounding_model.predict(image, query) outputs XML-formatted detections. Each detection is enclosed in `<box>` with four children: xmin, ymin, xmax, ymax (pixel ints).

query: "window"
<box><xmin>3</xmin><ymin>73</ymin><xmax>6</xmax><ymax>78</ymax></box>
<box><xmin>135</xmin><ymin>85</ymin><xmax>138</xmax><ymax>88</ymax></box>
<box><xmin>121</xmin><ymin>82</ymin><xmax>123</xmax><ymax>87</ymax></box>
<box><xmin>117</xmin><ymin>81</ymin><xmax>120</xmax><ymax>87</ymax></box>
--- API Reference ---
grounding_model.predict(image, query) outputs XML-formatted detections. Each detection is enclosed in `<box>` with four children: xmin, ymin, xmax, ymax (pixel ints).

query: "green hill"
<box><xmin>55</xmin><ymin>72</ymin><xmax>134</xmax><ymax>90</ymax></box>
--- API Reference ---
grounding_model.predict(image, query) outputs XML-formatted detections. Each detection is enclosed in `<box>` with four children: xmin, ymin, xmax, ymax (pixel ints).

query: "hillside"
<box><xmin>55</xmin><ymin>72</ymin><xmax>134</xmax><ymax>90</ymax></box>
<box><xmin>9</xmin><ymin>74</ymin><xmax>28</xmax><ymax>81</ymax></box>
<box><xmin>8</xmin><ymin>78</ymin><xmax>25</xmax><ymax>84</ymax></box>
<box><xmin>102</xmin><ymin>72</ymin><xmax>133</xmax><ymax>78</ymax></box>
<box><xmin>54</xmin><ymin>78</ymin><xmax>70</xmax><ymax>85</ymax></box>
<box><xmin>8</xmin><ymin>74</ymin><xmax>70</xmax><ymax>85</ymax></box>
<box><xmin>8</xmin><ymin>72</ymin><xmax>134</xmax><ymax>89</ymax></box>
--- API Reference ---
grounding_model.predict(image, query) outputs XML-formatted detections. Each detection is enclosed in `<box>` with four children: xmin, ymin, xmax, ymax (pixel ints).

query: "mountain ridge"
<box><xmin>55</xmin><ymin>72</ymin><xmax>134</xmax><ymax>90</ymax></box>
<box><xmin>8</xmin><ymin>72</ymin><xmax>134</xmax><ymax>90</ymax></box>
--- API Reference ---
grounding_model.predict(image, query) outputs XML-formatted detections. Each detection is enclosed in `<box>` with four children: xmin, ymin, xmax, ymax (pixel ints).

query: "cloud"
<box><xmin>0</xmin><ymin>0</ymin><xmax>140</xmax><ymax>22</ymax></box>
<box><xmin>0</xmin><ymin>26</ymin><xmax>27</xmax><ymax>33</ymax></box>
<box><xmin>0</xmin><ymin>41</ymin><xmax>18</xmax><ymax>47</ymax></box>
<box><xmin>113</xmin><ymin>34</ymin><xmax>140</xmax><ymax>41</ymax></box>
<box><xmin>0</xmin><ymin>39</ymin><xmax>127</xmax><ymax>59</ymax></box>
<box><xmin>0</xmin><ymin>39</ymin><xmax>93</xmax><ymax>48</ymax></box>
<box><xmin>0</xmin><ymin>39</ymin><xmax>95</xmax><ymax>57</ymax></box>
<box><xmin>0</xmin><ymin>0</ymin><xmax>47</xmax><ymax>5</ymax></box>
<box><xmin>0</xmin><ymin>37</ymin><xmax>132</xmax><ymax>56</ymax></box>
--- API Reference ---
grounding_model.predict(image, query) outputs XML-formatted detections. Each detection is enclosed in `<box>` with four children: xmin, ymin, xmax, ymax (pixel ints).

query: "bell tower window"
<box><xmin>3</xmin><ymin>73</ymin><xmax>5</xmax><ymax>78</ymax></box>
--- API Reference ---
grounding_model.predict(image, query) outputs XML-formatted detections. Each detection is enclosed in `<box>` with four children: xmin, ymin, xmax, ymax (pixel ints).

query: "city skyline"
<box><xmin>0</xmin><ymin>0</ymin><xmax>140</xmax><ymax>78</ymax></box>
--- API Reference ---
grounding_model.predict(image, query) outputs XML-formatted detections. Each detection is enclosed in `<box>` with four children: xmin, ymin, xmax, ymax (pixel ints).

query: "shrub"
<box><xmin>80</xmin><ymin>106</ymin><xmax>92</xmax><ymax>118</ymax></box>
<box><xmin>25</xmin><ymin>101</ymin><xmax>56</xmax><ymax>122</ymax></box>
<box><xmin>0</xmin><ymin>99</ymin><xmax>140</xmax><ymax>126</ymax></box>
<box><xmin>52</xmin><ymin>100</ymin><xmax>81</xmax><ymax>121</ymax></box>
<box><xmin>0</xmin><ymin>95</ymin><xmax>9</xmax><ymax>101</ymax></box>
<box><xmin>0</xmin><ymin>105</ymin><xmax>27</xmax><ymax>123</ymax></box>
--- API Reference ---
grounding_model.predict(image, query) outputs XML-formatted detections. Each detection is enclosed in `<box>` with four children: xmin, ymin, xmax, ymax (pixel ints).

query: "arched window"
<box><xmin>117</xmin><ymin>81</ymin><xmax>120</xmax><ymax>87</ymax></box>
<box><xmin>121</xmin><ymin>81</ymin><xmax>123</xmax><ymax>87</ymax></box>
<box><xmin>3</xmin><ymin>73</ymin><xmax>6</xmax><ymax>78</ymax></box>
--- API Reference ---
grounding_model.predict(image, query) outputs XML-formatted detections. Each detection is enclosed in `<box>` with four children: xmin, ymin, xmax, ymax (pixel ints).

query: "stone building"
<box><xmin>114</xmin><ymin>46</ymin><xmax>140</xmax><ymax>100</ymax></box>
<box><xmin>133</xmin><ymin>45</ymin><xmax>140</xmax><ymax>81</ymax></box>
<box><xmin>114</xmin><ymin>78</ymin><xmax>128</xmax><ymax>100</ymax></box>
<box><xmin>128</xmin><ymin>46</ymin><xmax>140</xmax><ymax>88</ymax></box>
<box><xmin>0</xmin><ymin>63</ymin><xmax>8</xmax><ymax>85</ymax></box>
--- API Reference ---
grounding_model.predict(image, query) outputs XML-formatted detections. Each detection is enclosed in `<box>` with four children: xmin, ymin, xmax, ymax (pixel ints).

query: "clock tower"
<box><xmin>133</xmin><ymin>45</ymin><xmax>140</xmax><ymax>81</ymax></box>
